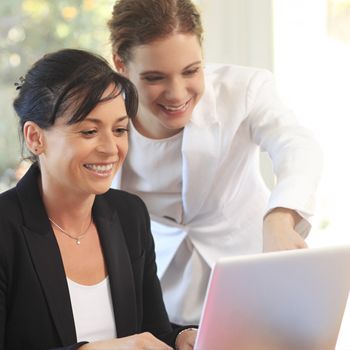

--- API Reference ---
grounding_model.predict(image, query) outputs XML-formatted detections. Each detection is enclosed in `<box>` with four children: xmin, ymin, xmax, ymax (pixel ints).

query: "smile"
<box><xmin>83</xmin><ymin>163</ymin><xmax>115</xmax><ymax>176</ymax></box>
<box><xmin>159</xmin><ymin>99</ymin><xmax>191</xmax><ymax>113</ymax></box>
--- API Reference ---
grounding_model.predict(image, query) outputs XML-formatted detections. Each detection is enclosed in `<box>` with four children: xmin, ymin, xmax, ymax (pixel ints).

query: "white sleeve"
<box><xmin>246</xmin><ymin>70</ymin><xmax>323</xmax><ymax>236</ymax></box>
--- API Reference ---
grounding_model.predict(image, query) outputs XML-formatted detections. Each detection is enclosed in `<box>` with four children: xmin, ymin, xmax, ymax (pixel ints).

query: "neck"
<box><xmin>38</xmin><ymin>177</ymin><xmax>95</xmax><ymax>228</ymax></box>
<box><xmin>133</xmin><ymin>114</ymin><xmax>184</xmax><ymax>139</ymax></box>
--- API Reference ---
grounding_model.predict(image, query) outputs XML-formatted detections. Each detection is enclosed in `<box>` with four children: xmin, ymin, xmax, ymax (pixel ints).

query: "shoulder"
<box><xmin>0</xmin><ymin>185</ymin><xmax>18</xmax><ymax>206</ymax></box>
<box><xmin>192</xmin><ymin>64</ymin><xmax>275</xmax><ymax>127</ymax></box>
<box><xmin>0</xmin><ymin>187</ymin><xmax>22</xmax><ymax>262</ymax></box>
<box><xmin>98</xmin><ymin>189</ymin><xmax>152</xmax><ymax>250</ymax></box>
<box><xmin>97</xmin><ymin>189</ymin><xmax>150</xmax><ymax>227</ymax></box>
<box><xmin>100</xmin><ymin>188</ymin><xmax>147</xmax><ymax>212</ymax></box>
<box><xmin>204</xmin><ymin>63</ymin><xmax>274</xmax><ymax>93</ymax></box>
<box><xmin>0</xmin><ymin>186</ymin><xmax>21</xmax><ymax>224</ymax></box>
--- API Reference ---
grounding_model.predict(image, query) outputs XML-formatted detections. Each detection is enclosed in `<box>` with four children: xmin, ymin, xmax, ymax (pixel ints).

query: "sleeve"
<box><xmin>50</xmin><ymin>342</ymin><xmax>88</xmax><ymax>350</ymax></box>
<box><xmin>136</xmin><ymin>198</ymin><xmax>178</xmax><ymax>346</ymax></box>
<box><xmin>246</xmin><ymin>70</ymin><xmax>323</xmax><ymax>236</ymax></box>
<box><xmin>0</xmin><ymin>222</ymin><xmax>89</xmax><ymax>350</ymax></box>
<box><xmin>0</xmin><ymin>246</ymin><xmax>6</xmax><ymax>350</ymax></box>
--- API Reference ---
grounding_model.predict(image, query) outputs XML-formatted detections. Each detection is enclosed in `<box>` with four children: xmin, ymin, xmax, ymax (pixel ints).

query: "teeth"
<box><xmin>162</xmin><ymin>101</ymin><xmax>188</xmax><ymax>111</ymax></box>
<box><xmin>85</xmin><ymin>164</ymin><xmax>113</xmax><ymax>172</ymax></box>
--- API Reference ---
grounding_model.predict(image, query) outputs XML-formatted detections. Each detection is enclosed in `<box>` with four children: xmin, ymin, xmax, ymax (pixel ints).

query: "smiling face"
<box><xmin>37</xmin><ymin>85</ymin><xmax>129</xmax><ymax>199</ymax></box>
<box><xmin>118</xmin><ymin>33</ymin><xmax>205</xmax><ymax>139</ymax></box>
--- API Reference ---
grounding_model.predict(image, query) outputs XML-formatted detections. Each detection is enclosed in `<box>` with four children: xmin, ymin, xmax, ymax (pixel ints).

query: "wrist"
<box><xmin>264</xmin><ymin>207</ymin><xmax>302</xmax><ymax>228</ymax></box>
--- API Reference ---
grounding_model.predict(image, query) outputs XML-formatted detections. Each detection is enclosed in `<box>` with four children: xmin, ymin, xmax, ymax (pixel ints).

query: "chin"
<box><xmin>90</xmin><ymin>181</ymin><xmax>114</xmax><ymax>195</ymax></box>
<box><xmin>93</xmin><ymin>188</ymin><xmax>111</xmax><ymax>195</ymax></box>
<box><xmin>167</xmin><ymin>116</ymin><xmax>191</xmax><ymax>130</ymax></box>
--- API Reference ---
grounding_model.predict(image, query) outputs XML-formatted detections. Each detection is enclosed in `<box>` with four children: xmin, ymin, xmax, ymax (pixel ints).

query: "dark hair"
<box><xmin>13</xmin><ymin>48</ymin><xmax>138</xmax><ymax>162</ymax></box>
<box><xmin>108</xmin><ymin>0</ymin><xmax>203</xmax><ymax>63</ymax></box>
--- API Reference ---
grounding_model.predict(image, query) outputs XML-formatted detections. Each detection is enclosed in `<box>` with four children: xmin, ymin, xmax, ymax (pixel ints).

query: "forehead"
<box><xmin>56</xmin><ymin>86</ymin><xmax>127</xmax><ymax>127</ymax></box>
<box><xmin>83</xmin><ymin>93</ymin><xmax>127</xmax><ymax>121</ymax></box>
<box><xmin>129</xmin><ymin>33</ymin><xmax>202</xmax><ymax>71</ymax></box>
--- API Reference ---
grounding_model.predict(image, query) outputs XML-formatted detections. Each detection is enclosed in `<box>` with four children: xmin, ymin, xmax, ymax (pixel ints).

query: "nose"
<box><xmin>96</xmin><ymin>132</ymin><xmax>119</xmax><ymax>156</ymax></box>
<box><xmin>164</xmin><ymin>77</ymin><xmax>187</xmax><ymax>102</ymax></box>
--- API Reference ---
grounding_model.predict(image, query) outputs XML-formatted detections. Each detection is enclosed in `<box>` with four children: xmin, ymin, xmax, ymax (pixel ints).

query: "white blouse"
<box><xmin>121</xmin><ymin>121</ymin><xmax>209</xmax><ymax>325</ymax></box>
<box><xmin>121</xmin><ymin>121</ymin><xmax>184</xmax><ymax>223</ymax></box>
<box><xmin>114</xmin><ymin>64</ymin><xmax>322</xmax><ymax>325</ymax></box>
<box><xmin>67</xmin><ymin>277</ymin><xmax>117</xmax><ymax>342</ymax></box>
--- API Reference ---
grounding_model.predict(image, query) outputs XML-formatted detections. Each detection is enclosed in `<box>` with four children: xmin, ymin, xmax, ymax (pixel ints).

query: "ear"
<box><xmin>23</xmin><ymin>121</ymin><xmax>45</xmax><ymax>155</ymax></box>
<box><xmin>113</xmin><ymin>54</ymin><xmax>128</xmax><ymax>76</ymax></box>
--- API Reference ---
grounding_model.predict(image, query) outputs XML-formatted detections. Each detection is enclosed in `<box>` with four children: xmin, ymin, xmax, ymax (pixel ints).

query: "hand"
<box><xmin>175</xmin><ymin>328</ymin><xmax>197</xmax><ymax>350</ymax></box>
<box><xmin>79</xmin><ymin>332</ymin><xmax>173</xmax><ymax>350</ymax></box>
<box><xmin>263</xmin><ymin>207</ymin><xmax>308</xmax><ymax>252</ymax></box>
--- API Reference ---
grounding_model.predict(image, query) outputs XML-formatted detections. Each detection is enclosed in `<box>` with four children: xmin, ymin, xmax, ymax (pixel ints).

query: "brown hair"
<box><xmin>108</xmin><ymin>0</ymin><xmax>203</xmax><ymax>63</ymax></box>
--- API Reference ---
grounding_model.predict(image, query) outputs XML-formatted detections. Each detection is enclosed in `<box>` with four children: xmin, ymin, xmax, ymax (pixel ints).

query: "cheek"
<box><xmin>194</xmin><ymin>75</ymin><xmax>205</xmax><ymax>95</ymax></box>
<box><xmin>119</xmin><ymin>138</ymin><xmax>129</xmax><ymax>157</ymax></box>
<box><xmin>44</xmin><ymin>138</ymin><xmax>66</xmax><ymax>159</ymax></box>
<box><xmin>138</xmin><ymin>84</ymin><xmax>162</xmax><ymax>105</ymax></box>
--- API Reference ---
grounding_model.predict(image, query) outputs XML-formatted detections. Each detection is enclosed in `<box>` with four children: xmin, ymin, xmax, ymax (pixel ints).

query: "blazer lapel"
<box><xmin>93</xmin><ymin>195</ymin><xmax>138</xmax><ymax>337</ymax></box>
<box><xmin>16</xmin><ymin>165</ymin><xmax>76</xmax><ymax>345</ymax></box>
<box><xmin>23</xmin><ymin>226</ymin><xmax>77</xmax><ymax>345</ymax></box>
<box><xmin>17</xmin><ymin>165</ymin><xmax>138</xmax><ymax>340</ymax></box>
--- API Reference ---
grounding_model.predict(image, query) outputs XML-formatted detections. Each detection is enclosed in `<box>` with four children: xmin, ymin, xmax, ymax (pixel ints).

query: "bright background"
<box><xmin>2</xmin><ymin>0</ymin><xmax>349</xmax><ymax>248</ymax></box>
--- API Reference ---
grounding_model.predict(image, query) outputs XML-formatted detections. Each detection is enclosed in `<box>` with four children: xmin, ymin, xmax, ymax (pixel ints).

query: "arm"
<box><xmin>138</xmin><ymin>198</ymin><xmax>178</xmax><ymax>344</ymax></box>
<box><xmin>0</xmin><ymin>249</ymin><xmax>6</xmax><ymax>350</ymax></box>
<box><xmin>247</xmin><ymin>70</ymin><xmax>322</xmax><ymax>246</ymax></box>
<box><xmin>77</xmin><ymin>334</ymin><xmax>172</xmax><ymax>350</ymax></box>
<box><xmin>263</xmin><ymin>207</ymin><xmax>307</xmax><ymax>251</ymax></box>
<box><xmin>131</xmin><ymin>197</ymin><xmax>196</xmax><ymax>349</ymax></box>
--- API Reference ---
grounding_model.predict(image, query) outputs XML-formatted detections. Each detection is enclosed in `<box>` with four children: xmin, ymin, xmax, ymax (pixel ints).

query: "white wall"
<box><xmin>196</xmin><ymin>0</ymin><xmax>275</xmax><ymax>189</ymax></box>
<box><xmin>197</xmin><ymin>0</ymin><xmax>274</xmax><ymax>70</ymax></box>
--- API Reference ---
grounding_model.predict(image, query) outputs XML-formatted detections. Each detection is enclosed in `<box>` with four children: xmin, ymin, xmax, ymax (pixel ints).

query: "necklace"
<box><xmin>48</xmin><ymin>216</ymin><xmax>92</xmax><ymax>245</ymax></box>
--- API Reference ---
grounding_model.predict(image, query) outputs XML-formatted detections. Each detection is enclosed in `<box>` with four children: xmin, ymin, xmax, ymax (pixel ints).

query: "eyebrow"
<box><xmin>139</xmin><ymin>60</ymin><xmax>202</xmax><ymax>77</ymax></box>
<box><xmin>82</xmin><ymin>116</ymin><xmax>129</xmax><ymax>124</ymax></box>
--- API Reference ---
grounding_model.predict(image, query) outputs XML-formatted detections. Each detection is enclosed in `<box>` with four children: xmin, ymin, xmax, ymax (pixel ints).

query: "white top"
<box><xmin>122</xmin><ymin>121</ymin><xmax>209</xmax><ymax>324</ymax></box>
<box><xmin>121</xmin><ymin>121</ymin><xmax>184</xmax><ymax>223</ymax></box>
<box><xmin>113</xmin><ymin>64</ymin><xmax>323</xmax><ymax>325</ymax></box>
<box><xmin>67</xmin><ymin>277</ymin><xmax>117</xmax><ymax>342</ymax></box>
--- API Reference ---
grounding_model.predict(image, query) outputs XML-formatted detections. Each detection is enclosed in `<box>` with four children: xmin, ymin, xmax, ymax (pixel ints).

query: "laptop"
<box><xmin>194</xmin><ymin>245</ymin><xmax>350</xmax><ymax>350</ymax></box>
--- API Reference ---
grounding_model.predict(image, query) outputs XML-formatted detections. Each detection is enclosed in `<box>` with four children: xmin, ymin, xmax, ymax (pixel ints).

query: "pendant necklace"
<box><xmin>48</xmin><ymin>216</ymin><xmax>92</xmax><ymax>245</ymax></box>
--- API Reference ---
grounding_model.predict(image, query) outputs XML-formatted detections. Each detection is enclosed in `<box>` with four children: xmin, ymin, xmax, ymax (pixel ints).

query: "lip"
<box><xmin>157</xmin><ymin>98</ymin><xmax>192</xmax><ymax>117</ymax></box>
<box><xmin>83</xmin><ymin>162</ymin><xmax>117</xmax><ymax>178</ymax></box>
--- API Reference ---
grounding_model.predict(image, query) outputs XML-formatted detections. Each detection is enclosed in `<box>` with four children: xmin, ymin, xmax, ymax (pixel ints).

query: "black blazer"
<box><xmin>0</xmin><ymin>164</ymin><xmax>177</xmax><ymax>350</ymax></box>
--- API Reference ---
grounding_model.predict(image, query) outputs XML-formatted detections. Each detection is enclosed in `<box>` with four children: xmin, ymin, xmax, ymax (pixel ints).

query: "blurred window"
<box><xmin>274</xmin><ymin>0</ymin><xmax>350</xmax><ymax>246</ymax></box>
<box><xmin>0</xmin><ymin>0</ymin><xmax>115</xmax><ymax>191</ymax></box>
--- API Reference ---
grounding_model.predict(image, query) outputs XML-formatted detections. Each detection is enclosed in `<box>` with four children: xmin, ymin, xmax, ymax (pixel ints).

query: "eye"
<box><xmin>183</xmin><ymin>67</ymin><xmax>200</xmax><ymax>76</ymax></box>
<box><xmin>142</xmin><ymin>75</ymin><xmax>164</xmax><ymax>83</ymax></box>
<box><xmin>113</xmin><ymin>127</ymin><xmax>129</xmax><ymax>136</ymax></box>
<box><xmin>80</xmin><ymin>129</ymin><xmax>97</xmax><ymax>137</ymax></box>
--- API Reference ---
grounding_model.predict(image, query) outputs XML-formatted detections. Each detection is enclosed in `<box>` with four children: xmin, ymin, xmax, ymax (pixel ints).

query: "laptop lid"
<box><xmin>194</xmin><ymin>245</ymin><xmax>350</xmax><ymax>350</ymax></box>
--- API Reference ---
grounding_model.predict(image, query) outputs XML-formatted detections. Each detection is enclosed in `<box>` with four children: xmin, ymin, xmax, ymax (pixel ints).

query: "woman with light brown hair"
<box><xmin>108</xmin><ymin>0</ymin><xmax>322</xmax><ymax>327</ymax></box>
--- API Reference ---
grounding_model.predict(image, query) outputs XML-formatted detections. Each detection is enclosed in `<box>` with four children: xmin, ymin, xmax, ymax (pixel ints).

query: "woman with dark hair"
<box><xmin>0</xmin><ymin>49</ymin><xmax>195</xmax><ymax>350</ymax></box>
<box><xmin>107</xmin><ymin>0</ymin><xmax>323</xmax><ymax>327</ymax></box>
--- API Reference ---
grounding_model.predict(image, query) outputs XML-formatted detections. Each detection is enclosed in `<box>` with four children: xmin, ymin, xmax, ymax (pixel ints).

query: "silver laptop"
<box><xmin>194</xmin><ymin>245</ymin><xmax>350</xmax><ymax>350</ymax></box>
